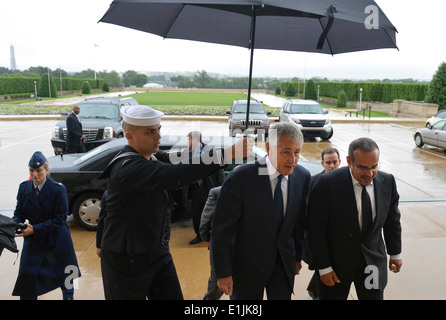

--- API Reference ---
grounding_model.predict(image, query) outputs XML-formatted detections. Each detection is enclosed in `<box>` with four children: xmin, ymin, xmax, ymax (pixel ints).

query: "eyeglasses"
<box><xmin>353</xmin><ymin>162</ymin><xmax>380</xmax><ymax>171</ymax></box>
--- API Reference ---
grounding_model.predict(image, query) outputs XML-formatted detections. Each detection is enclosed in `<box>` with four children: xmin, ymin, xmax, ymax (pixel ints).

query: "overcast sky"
<box><xmin>0</xmin><ymin>0</ymin><xmax>444</xmax><ymax>81</ymax></box>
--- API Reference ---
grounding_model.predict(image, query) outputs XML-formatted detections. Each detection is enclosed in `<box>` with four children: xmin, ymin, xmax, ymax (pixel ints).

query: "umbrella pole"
<box><xmin>245</xmin><ymin>5</ymin><xmax>257</xmax><ymax>132</ymax></box>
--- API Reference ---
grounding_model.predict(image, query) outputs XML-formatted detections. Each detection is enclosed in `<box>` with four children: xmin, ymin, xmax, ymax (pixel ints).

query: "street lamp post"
<box><xmin>359</xmin><ymin>87</ymin><xmax>363</xmax><ymax>110</ymax></box>
<box><xmin>34</xmin><ymin>81</ymin><xmax>38</xmax><ymax>99</ymax></box>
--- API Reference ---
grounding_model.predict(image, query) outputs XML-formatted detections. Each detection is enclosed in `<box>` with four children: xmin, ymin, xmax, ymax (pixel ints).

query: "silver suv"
<box><xmin>227</xmin><ymin>99</ymin><xmax>270</xmax><ymax>139</ymax></box>
<box><xmin>279</xmin><ymin>99</ymin><xmax>333</xmax><ymax>140</ymax></box>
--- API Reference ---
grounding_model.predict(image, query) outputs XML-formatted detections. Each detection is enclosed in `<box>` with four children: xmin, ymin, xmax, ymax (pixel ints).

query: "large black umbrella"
<box><xmin>99</xmin><ymin>0</ymin><xmax>397</xmax><ymax>130</ymax></box>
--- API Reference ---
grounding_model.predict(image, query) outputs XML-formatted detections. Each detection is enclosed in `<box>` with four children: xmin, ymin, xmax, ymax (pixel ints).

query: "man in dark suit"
<box><xmin>307</xmin><ymin>137</ymin><xmax>402</xmax><ymax>300</ymax></box>
<box><xmin>211</xmin><ymin>122</ymin><xmax>311</xmax><ymax>300</ymax></box>
<box><xmin>98</xmin><ymin>104</ymin><xmax>252</xmax><ymax>300</ymax></box>
<box><xmin>304</xmin><ymin>146</ymin><xmax>341</xmax><ymax>299</ymax></box>
<box><xmin>65</xmin><ymin>105</ymin><xmax>86</xmax><ymax>154</ymax></box>
<box><xmin>186</xmin><ymin>131</ymin><xmax>225</xmax><ymax>245</ymax></box>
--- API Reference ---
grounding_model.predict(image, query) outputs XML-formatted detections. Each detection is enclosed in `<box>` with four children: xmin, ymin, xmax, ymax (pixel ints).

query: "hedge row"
<box><xmin>282</xmin><ymin>81</ymin><xmax>429</xmax><ymax>103</ymax></box>
<box><xmin>0</xmin><ymin>77</ymin><xmax>107</xmax><ymax>95</ymax></box>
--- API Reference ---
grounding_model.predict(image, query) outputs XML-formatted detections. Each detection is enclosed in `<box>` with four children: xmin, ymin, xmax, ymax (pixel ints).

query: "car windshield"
<box><xmin>437</xmin><ymin>112</ymin><xmax>446</xmax><ymax>119</ymax></box>
<box><xmin>290</xmin><ymin>104</ymin><xmax>324</xmax><ymax>114</ymax></box>
<box><xmin>432</xmin><ymin>120</ymin><xmax>446</xmax><ymax>131</ymax></box>
<box><xmin>233</xmin><ymin>103</ymin><xmax>265</xmax><ymax>114</ymax></box>
<box><xmin>78</xmin><ymin>104</ymin><xmax>120</xmax><ymax>119</ymax></box>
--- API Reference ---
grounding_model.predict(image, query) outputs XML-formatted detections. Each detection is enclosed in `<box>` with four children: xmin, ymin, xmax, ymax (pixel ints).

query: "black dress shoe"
<box><xmin>189</xmin><ymin>236</ymin><xmax>202</xmax><ymax>245</ymax></box>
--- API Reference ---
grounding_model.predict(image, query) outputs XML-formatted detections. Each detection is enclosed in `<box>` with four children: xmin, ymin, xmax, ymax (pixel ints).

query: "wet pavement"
<box><xmin>1</xmin><ymin>94</ymin><xmax>446</xmax><ymax>300</ymax></box>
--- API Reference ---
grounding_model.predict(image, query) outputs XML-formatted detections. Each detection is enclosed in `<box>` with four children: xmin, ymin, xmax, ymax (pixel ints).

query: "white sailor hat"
<box><xmin>121</xmin><ymin>105</ymin><xmax>164</xmax><ymax>126</ymax></box>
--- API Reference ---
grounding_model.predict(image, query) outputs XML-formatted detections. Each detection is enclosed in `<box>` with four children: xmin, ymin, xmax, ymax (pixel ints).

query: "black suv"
<box><xmin>226</xmin><ymin>99</ymin><xmax>271</xmax><ymax>139</ymax></box>
<box><xmin>51</xmin><ymin>96</ymin><xmax>138</xmax><ymax>154</ymax></box>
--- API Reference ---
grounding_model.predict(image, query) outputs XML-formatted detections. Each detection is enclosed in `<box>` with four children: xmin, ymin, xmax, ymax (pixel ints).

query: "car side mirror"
<box><xmin>266</xmin><ymin>112</ymin><xmax>271</xmax><ymax>115</ymax></box>
<box><xmin>226</xmin><ymin>111</ymin><xmax>231</xmax><ymax>115</ymax></box>
<box><xmin>325</xmin><ymin>110</ymin><xmax>329</xmax><ymax>114</ymax></box>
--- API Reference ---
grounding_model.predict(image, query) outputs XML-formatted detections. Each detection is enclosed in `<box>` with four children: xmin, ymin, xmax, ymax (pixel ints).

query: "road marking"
<box><xmin>0</xmin><ymin>132</ymin><xmax>50</xmax><ymax>151</ymax></box>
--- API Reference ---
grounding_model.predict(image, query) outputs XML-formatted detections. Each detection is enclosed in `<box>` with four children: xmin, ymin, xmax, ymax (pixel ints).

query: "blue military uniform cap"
<box><xmin>29</xmin><ymin>151</ymin><xmax>47</xmax><ymax>169</ymax></box>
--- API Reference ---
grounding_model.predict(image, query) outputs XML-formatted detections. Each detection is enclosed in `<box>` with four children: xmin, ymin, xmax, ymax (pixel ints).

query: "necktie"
<box><xmin>361</xmin><ymin>185</ymin><xmax>372</xmax><ymax>237</ymax></box>
<box><xmin>274</xmin><ymin>175</ymin><xmax>284</xmax><ymax>232</ymax></box>
<box><xmin>35</xmin><ymin>186</ymin><xmax>40</xmax><ymax>197</ymax></box>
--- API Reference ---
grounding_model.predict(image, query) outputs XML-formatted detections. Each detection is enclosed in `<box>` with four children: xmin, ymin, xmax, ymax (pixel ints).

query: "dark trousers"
<box><xmin>101</xmin><ymin>249</ymin><xmax>183</xmax><ymax>300</ymax></box>
<box><xmin>191</xmin><ymin>183</ymin><xmax>208</xmax><ymax>237</ymax></box>
<box><xmin>319</xmin><ymin>264</ymin><xmax>383</xmax><ymax>300</ymax></box>
<box><xmin>203</xmin><ymin>245</ymin><xmax>223</xmax><ymax>300</ymax></box>
<box><xmin>231</xmin><ymin>259</ymin><xmax>292</xmax><ymax>300</ymax></box>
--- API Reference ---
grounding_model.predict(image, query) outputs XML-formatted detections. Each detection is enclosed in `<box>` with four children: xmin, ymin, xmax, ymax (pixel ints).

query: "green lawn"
<box><xmin>130</xmin><ymin>91</ymin><xmax>248</xmax><ymax>106</ymax></box>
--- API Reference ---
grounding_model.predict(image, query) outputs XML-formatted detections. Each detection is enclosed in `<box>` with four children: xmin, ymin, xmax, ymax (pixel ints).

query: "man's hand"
<box><xmin>81</xmin><ymin>135</ymin><xmax>87</xmax><ymax>142</ymax></box>
<box><xmin>389</xmin><ymin>259</ymin><xmax>402</xmax><ymax>273</ymax></box>
<box><xmin>320</xmin><ymin>270</ymin><xmax>340</xmax><ymax>287</ymax></box>
<box><xmin>217</xmin><ymin>276</ymin><xmax>233</xmax><ymax>296</ymax></box>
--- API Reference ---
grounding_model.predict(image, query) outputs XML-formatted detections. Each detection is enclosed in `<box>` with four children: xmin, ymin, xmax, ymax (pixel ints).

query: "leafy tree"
<box><xmin>122</xmin><ymin>70</ymin><xmax>148</xmax><ymax>87</ymax></box>
<box><xmin>426</xmin><ymin>62</ymin><xmax>446</xmax><ymax>110</ymax></box>
<box><xmin>105</xmin><ymin>70</ymin><xmax>123</xmax><ymax>88</ymax></box>
<box><xmin>193</xmin><ymin>70</ymin><xmax>213</xmax><ymax>88</ymax></box>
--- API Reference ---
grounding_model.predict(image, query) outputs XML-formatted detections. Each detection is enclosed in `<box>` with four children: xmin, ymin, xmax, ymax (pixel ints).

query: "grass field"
<box><xmin>129</xmin><ymin>91</ymin><xmax>248</xmax><ymax>106</ymax></box>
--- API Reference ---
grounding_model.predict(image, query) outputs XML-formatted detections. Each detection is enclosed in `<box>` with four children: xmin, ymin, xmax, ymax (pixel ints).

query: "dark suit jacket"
<box><xmin>66</xmin><ymin>112</ymin><xmax>85</xmax><ymax>153</ymax></box>
<box><xmin>99</xmin><ymin>145</ymin><xmax>225</xmax><ymax>256</ymax></box>
<box><xmin>211</xmin><ymin>158</ymin><xmax>311</xmax><ymax>293</ymax></box>
<box><xmin>307</xmin><ymin>166</ymin><xmax>402</xmax><ymax>290</ymax></box>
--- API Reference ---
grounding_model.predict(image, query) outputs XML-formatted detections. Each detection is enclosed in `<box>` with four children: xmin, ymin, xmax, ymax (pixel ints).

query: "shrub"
<box><xmin>336</xmin><ymin>90</ymin><xmax>348</xmax><ymax>108</ymax></box>
<box><xmin>82</xmin><ymin>81</ymin><xmax>91</xmax><ymax>94</ymax></box>
<box><xmin>426</xmin><ymin>62</ymin><xmax>446</xmax><ymax>110</ymax></box>
<box><xmin>102</xmin><ymin>82</ymin><xmax>110</xmax><ymax>92</ymax></box>
<box><xmin>275</xmin><ymin>86</ymin><xmax>281</xmax><ymax>95</ymax></box>
<box><xmin>38</xmin><ymin>74</ymin><xmax>58</xmax><ymax>98</ymax></box>
<box><xmin>285</xmin><ymin>83</ymin><xmax>296</xmax><ymax>97</ymax></box>
<box><xmin>305</xmin><ymin>79</ymin><xmax>317</xmax><ymax>100</ymax></box>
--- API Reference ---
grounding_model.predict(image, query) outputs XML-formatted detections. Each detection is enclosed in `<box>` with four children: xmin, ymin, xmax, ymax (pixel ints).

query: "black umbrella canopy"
<box><xmin>100</xmin><ymin>0</ymin><xmax>397</xmax><ymax>54</ymax></box>
<box><xmin>99</xmin><ymin>0</ymin><xmax>398</xmax><ymax>130</ymax></box>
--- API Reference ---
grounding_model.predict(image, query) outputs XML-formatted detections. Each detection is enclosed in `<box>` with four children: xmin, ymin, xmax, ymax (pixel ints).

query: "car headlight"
<box><xmin>325</xmin><ymin>119</ymin><xmax>331</xmax><ymax>125</ymax></box>
<box><xmin>103</xmin><ymin>127</ymin><xmax>113</xmax><ymax>139</ymax></box>
<box><xmin>291</xmin><ymin>118</ymin><xmax>301</xmax><ymax>124</ymax></box>
<box><xmin>52</xmin><ymin>126</ymin><xmax>59</xmax><ymax>138</ymax></box>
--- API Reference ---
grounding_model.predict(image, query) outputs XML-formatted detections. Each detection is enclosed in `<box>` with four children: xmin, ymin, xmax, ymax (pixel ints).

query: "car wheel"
<box><xmin>321</xmin><ymin>128</ymin><xmax>334</xmax><ymax>140</ymax></box>
<box><xmin>72</xmin><ymin>192</ymin><xmax>102</xmax><ymax>231</ymax></box>
<box><xmin>415</xmin><ymin>133</ymin><xmax>424</xmax><ymax>147</ymax></box>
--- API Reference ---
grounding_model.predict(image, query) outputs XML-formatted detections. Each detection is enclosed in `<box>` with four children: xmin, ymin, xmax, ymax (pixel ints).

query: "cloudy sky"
<box><xmin>0</xmin><ymin>0</ymin><xmax>444</xmax><ymax>81</ymax></box>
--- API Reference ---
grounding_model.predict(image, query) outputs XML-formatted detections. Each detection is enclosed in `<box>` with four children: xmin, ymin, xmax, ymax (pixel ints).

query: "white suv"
<box><xmin>279</xmin><ymin>99</ymin><xmax>333</xmax><ymax>140</ymax></box>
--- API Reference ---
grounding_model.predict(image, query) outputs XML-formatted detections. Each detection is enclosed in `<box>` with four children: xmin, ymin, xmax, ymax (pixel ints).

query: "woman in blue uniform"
<box><xmin>12</xmin><ymin>151</ymin><xmax>80</xmax><ymax>300</ymax></box>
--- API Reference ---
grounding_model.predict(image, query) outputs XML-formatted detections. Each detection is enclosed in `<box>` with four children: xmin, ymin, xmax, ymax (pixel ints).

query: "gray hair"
<box><xmin>267</xmin><ymin>122</ymin><xmax>303</xmax><ymax>147</ymax></box>
<box><xmin>348</xmin><ymin>137</ymin><xmax>379</xmax><ymax>162</ymax></box>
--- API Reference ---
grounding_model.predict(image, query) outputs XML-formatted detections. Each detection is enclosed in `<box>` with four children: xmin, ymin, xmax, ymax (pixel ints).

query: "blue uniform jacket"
<box><xmin>12</xmin><ymin>177</ymin><xmax>80</xmax><ymax>297</ymax></box>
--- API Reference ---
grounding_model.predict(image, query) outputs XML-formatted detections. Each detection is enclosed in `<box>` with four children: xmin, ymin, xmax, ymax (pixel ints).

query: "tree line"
<box><xmin>1</xmin><ymin>63</ymin><xmax>445</xmax><ymax>109</ymax></box>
